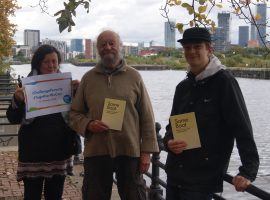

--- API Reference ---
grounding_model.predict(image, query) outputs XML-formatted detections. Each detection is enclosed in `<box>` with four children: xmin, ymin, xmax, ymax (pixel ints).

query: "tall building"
<box><xmin>239</xmin><ymin>26</ymin><xmax>249</xmax><ymax>47</ymax></box>
<box><xmin>218</xmin><ymin>12</ymin><xmax>231</xmax><ymax>51</ymax></box>
<box><xmin>256</xmin><ymin>3</ymin><xmax>267</xmax><ymax>47</ymax></box>
<box><xmin>212</xmin><ymin>27</ymin><xmax>227</xmax><ymax>52</ymax></box>
<box><xmin>250</xmin><ymin>23</ymin><xmax>257</xmax><ymax>40</ymax></box>
<box><xmin>85</xmin><ymin>39</ymin><xmax>92</xmax><ymax>59</ymax></box>
<box><xmin>164</xmin><ymin>21</ymin><xmax>176</xmax><ymax>48</ymax></box>
<box><xmin>24</xmin><ymin>29</ymin><xmax>40</xmax><ymax>51</ymax></box>
<box><xmin>218</xmin><ymin>12</ymin><xmax>231</xmax><ymax>44</ymax></box>
<box><xmin>70</xmin><ymin>39</ymin><xmax>83</xmax><ymax>52</ymax></box>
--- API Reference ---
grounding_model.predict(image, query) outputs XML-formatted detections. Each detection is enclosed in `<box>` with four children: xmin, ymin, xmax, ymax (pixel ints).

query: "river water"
<box><xmin>11</xmin><ymin>63</ymin><xmax>270</xmax><ymax>199</ymax></box>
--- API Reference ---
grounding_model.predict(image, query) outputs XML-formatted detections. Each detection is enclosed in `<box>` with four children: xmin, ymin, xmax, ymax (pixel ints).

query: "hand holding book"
<box><xmin>167</xmin><ymin>139</ymin><xmax>187</xmax><ymax>154</ymax></box>
<box><xmin>87</xmin><ymin>120</ymin><xmax>109</xmax><ymax>133</ymax></box>
<box><xmin>170</xmin><ymin>112</ymin><xmax>201</xmax><ymax>150</ymax></box>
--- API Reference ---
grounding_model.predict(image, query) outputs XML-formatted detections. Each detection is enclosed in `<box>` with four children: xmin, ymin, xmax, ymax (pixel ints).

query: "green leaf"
<box><xmin>198</xmin><ymin>5</ymin><xmax>207</xmax><ymax>13</ymax></box>
<box><xmin>176</xmin><ymin>23</ymin><xmax>184</xmax><ymax>33</ymax></box>
<box><xmin>187</xmin><ymin>7</ymin><xmax>194</xmax><ymax>15</ymax></box>
<box><xmin>199</xmin><ymin>0</ymin><xmax>206</xmax><ymax>5</ymax></box>
<box><xmin>181</xmin><ymin>3</ymin><xmax>190</xmax><ymax>8</ymax></box>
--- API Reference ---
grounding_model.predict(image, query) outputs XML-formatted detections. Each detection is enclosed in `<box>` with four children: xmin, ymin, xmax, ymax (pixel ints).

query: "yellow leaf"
<box><xmin>255</xmin><ymin>14</ymin><xmax>262</xmax><ymax>21</ymax></box>
<box><xmin>235</xmin><ymin>7</ymin><xmax>240</xmax><ymax>14</ymax></box>
<box><xmin>187</xmin><ymin>7</ymin><xmax>194</xmax><ymax>15</ymax></box>
<box><xmin>216</xmin><ymin>4</ymin><xmax>223</xmax><ymax>8</ymax></box>
<box><xmin>174</xmin><ymin>0</ymin><xmax>181</xmax><ymax>5</ymax></box>
<box><xmin>198</xmin><ymin>5</ymin><xmax>207</xmax><ymax>13</ymax></box>
<box><xmin>189</xmin><ymin>20</ymin><xmax>194</xmax><ymax>27</ymax></box>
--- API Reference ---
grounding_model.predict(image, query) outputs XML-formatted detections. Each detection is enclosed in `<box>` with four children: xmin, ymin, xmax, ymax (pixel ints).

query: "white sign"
<box><xmin>22</xmin><ymin>72</ymin><xmax>72</xmax><ymax>119</ymax></box>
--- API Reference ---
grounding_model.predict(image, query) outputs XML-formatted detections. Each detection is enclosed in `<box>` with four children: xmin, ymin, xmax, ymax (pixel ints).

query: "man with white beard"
<box><xmin>69</xmin><ymin>30</ymin><xmax>159</xmax><ymax>200</ymax></box>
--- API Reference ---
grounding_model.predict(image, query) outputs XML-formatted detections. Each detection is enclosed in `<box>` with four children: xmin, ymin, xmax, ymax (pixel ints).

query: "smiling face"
<box><xmin>182</xmin><ymin>41</ymin><xmax>213</xmax><ymax>75</ymax></box>
<box><xmin>97</xmin><ymin>31</ymin><xmax>122</xmax><ymax>69</ymax></box>
<box><xmin>39</xmin><ymin>52</ymin><xmax>59</xmax><ymax>74</ymax></box>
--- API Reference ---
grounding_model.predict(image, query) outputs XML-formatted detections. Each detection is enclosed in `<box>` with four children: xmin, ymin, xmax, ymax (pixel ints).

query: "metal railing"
<box><xmin>146</xmin><ymin>122</ymin><xmax>270</xmax><ymax>200</ymax></box>
<box><xmin>0</xmin><ymin>74</ymin><xmax>18</xmax><ymax>147</ymax></box>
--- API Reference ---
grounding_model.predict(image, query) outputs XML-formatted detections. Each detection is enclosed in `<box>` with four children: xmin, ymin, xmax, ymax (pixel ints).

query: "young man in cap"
<box><xmin>163</xmin><ymin>27</ymin><xmax>259</xmax><ymax>200</ymax></box>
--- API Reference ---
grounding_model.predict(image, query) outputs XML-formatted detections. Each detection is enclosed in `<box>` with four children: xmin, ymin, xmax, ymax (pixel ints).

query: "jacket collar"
<box><xmin>187</xmin><ymin>55</ymin><xmax>226</xmax><ymax>81</ymax></box>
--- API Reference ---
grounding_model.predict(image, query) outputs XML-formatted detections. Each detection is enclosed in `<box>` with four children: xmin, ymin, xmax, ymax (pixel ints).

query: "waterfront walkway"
<box><xmin>0</xmin><ymin>146</ymin><xmax>120</xmax><ymax>200</ymax></box>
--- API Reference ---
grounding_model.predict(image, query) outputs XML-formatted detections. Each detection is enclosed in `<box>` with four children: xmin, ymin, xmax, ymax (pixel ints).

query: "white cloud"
<box><xmin>11</xmin><ymin>0</ymin><xmax>270</xmax><ymax>46</ymax></box>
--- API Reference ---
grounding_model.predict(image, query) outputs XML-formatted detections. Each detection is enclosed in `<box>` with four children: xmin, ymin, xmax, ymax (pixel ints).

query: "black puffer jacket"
<box><xmin>163</xmin><ymin>63</ymin><xmax>259</xmax><ymax>192</ymax></box>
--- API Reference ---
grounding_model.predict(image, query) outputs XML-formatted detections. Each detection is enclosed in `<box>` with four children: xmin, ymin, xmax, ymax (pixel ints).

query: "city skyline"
<box><xmin>11</xmin><ymin>1</ymin><xmax>270</xmax><ymax>46</ymax></box>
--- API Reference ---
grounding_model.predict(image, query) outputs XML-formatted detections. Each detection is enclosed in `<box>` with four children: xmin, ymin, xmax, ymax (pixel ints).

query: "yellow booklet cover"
<box><xmin>170</xmin><ymin>112</ymin><xmax>201</xmax><ymax>150</ymax></box>
<box><xmin>101</xmin><ymin>98</ymin><xmax>126</xmax><ymax>131</ymax></box>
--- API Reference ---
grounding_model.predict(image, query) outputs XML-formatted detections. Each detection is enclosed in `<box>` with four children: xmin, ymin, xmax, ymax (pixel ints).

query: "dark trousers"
<box><xmin>83</xmin><ymin>156</ymin><xmax>147</xmax><ymax>200</ymax></box>
<box><xmin>23</xmin><ymin>175</ymin><xmax>65</xmax><ymax>200</ymax></box>
<box><xmin>166</xmin><ymin>184</ymin><xmax>213</xmax><ymax>200</ymax></box>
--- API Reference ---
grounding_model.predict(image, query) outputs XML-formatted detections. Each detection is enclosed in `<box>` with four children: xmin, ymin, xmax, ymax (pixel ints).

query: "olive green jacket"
<box><xmin>69</xmin><ymin>61</ymin><xmax>159</xmax><ymax>158</ymax></box>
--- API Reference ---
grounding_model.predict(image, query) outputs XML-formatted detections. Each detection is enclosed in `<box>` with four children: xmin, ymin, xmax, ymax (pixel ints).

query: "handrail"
<box><xmin>224</xmin><ymin>174</ymin><xmax>270</xmax><ymax>200</ymax></box>
<box><xmin>146</xmin><ymin>122</ymin><xmax>270</xmax><ymax>200</ymax></box>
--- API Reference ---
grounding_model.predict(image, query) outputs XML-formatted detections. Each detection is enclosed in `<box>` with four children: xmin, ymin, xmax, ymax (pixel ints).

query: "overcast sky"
<box><xmin>10</xmin><ymin>0</ymin><xmax>267</xmax><ymax>46</ymax></box>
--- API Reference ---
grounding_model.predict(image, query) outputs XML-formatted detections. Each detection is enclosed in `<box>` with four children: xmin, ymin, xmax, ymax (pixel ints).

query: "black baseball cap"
<box><xmin>177</xmin><ymin>27</ymin><xmax>211</xmax><ymax>44</ymax></box>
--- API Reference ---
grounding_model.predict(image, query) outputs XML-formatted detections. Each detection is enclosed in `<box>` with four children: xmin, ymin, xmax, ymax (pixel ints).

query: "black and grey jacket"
<box><xmin>163</xmin><ymin>55</ymin><xmax>259</xmax><ymax>192</ymax></box>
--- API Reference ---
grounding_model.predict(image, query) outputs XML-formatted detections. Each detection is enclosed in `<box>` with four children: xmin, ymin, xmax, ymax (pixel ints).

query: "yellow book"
<box><xmin>170</xmin><ymin>112</ymin><xmax>201</xmax><ymax>150</ymax></box>
<box><xmin>101</xmin><ymin>98</ymin><xmax>126</xmax><ymax>131</ymax></box>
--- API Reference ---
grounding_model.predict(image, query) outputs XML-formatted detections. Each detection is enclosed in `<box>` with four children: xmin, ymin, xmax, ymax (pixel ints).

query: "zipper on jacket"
<box><xmin>108</xmin><ymin>75</ymin><xmax>112</xmax><ymax>88</ymax></box>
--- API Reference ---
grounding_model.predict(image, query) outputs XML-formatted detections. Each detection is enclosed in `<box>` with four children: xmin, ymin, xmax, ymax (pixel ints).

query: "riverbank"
<box><xmin>228</xmin><ymin>67</ymin><xmax>270</xmax><ymax>80</ymax></box>
<box><xmin>71</xmin><ymin>62</ymin><xmax>170</xmax><ymax>70</ymax></box>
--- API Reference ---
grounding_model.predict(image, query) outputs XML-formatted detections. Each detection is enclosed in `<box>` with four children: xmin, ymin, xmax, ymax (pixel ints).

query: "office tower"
<box><xmin>256</xmin><ymin>3</ymin><xmax>267</xmax><ymax>47</ymax></box>
<box><xmin>250</xmin><ymin>23</ymin><xmax>257</xmax><ymax>40</ymax></box>
<box><xmin>24</xmin><ymin>29</ymin><xmax>40</xmax><ymax>51</ymax></box>
<box><xmin>70</xmin><ymin>39</ymin><xmax>83</xmax><ymax>52</ymax></box>
<box><xmin>85</xmin><ymin>39</ymin><xmax>92</xmax><ymax>59</ymax></box>
<box><xmin>212</xmin><ymin>27</ymin><xmax>227</xmax><ymax>52</ymax></box>
<box><xmin>218</xmin><ymin>12</ymin><xmax>231</xmax><ymax>43</ymax></box>
<box><xmin>217</xmin><ymin>12</ymin><xmax>231</xmax><ymax>51</ymax></box>
<box><xmin>239</xmin><ymin>26</ymin><xmax>249</xmax><ymax>47</ymax></box>
<box><xmin>164</xmin><ymin>21</ymin><xmax>176</xmax><ymax>48</ymax></box>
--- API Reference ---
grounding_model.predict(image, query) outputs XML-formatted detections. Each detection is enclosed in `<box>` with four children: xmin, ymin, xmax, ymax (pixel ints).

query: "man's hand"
<box><xmin>167</xmin><ymin>139</ymin><xmax>187</xmax><ymax>154</ymax></box>
<box><xmin>87</xmin><ymin>120</ymin><xmax>109</xmax><ymax>133</ymax></box>
<box><xmin>140</xmin><ymin>153</ymin><xmax>151</xmax><ymax>174</ymax></box>
<box><xmin>232</xmin><ymin>175</ymin><xmax>251</xmax><ymax>192</ymax></box>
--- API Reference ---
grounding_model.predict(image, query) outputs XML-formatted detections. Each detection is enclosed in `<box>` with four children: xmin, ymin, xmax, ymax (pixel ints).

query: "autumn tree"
<box><xmin>0</xmin><ymin>0</ymin><xmax>19</xmax><ymax>74</ymax></box>
<box><xmin>161</xmin><ymin>0</ymin><xmax>270</xmax><ymax>51</ymax></box>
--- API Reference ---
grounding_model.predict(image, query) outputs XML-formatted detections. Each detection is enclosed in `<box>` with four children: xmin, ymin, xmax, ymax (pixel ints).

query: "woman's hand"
<box><xmin>14</xmin><ymin>87</ymin><xmax>25</xmax><ymax>102</ymax></box>
<box><xmin>167</xmin><ymin>139</ymin><xmax>187</xmax><ymax>154</ymax></box>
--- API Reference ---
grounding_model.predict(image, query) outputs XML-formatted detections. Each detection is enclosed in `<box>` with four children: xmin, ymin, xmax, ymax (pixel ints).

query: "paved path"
<box><xmin>0</xmin><ymin>147</ymin><xmax>120</xmax><ymax>200</ymax></box>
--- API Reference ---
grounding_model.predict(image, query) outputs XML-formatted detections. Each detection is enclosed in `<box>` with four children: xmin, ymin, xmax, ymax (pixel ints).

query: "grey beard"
<box><xmin>100</xmin><ymin>53</ymin><xmax>122</xmax><ymax>67</ymax></box>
